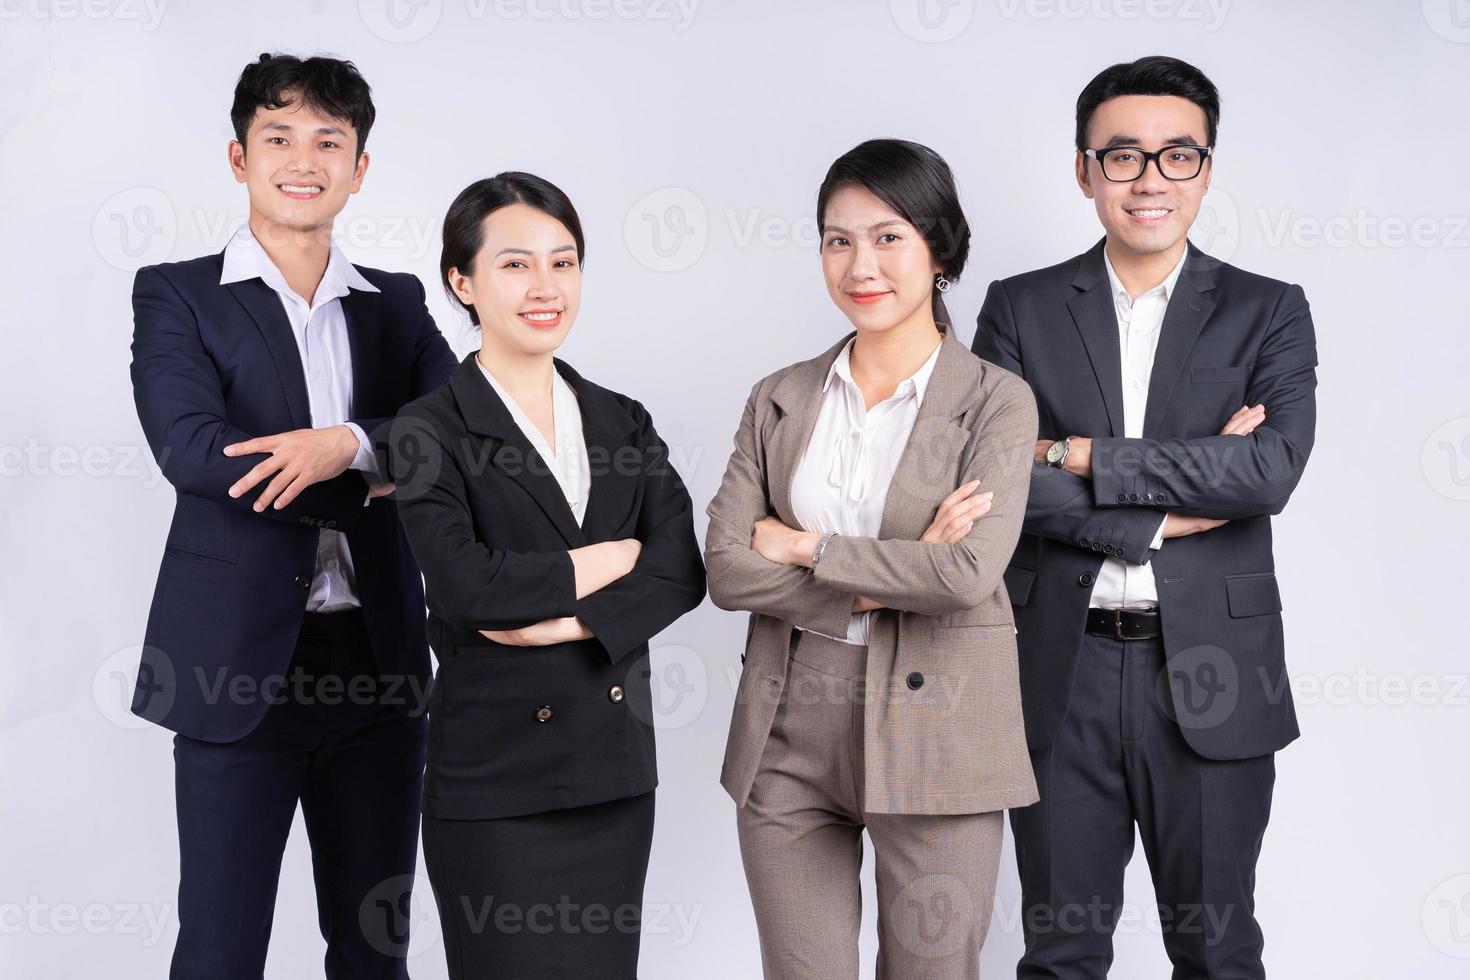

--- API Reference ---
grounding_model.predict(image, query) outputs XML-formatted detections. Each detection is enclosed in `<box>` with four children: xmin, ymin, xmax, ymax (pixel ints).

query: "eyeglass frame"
<box><xmin>1082</xmin><ymin>144</ymin><xmax>1213</xmax><ymax>182</ymax></box>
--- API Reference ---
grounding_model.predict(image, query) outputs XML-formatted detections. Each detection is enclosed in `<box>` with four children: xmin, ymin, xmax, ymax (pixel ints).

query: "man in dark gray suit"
<box><xmin>972</xmin><ymin>56</ymin><xmax>1317</xmax><ymax>978</ymax></box>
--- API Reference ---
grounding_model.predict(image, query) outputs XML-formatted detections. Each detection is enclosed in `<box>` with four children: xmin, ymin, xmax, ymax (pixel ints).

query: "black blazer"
<box><xmin>973</xmin><ymin>239</ymin><xmax>1318</xmax><ymax>761</ymax></box>
<box><xmin>129</xmin><ymin>252</ymin><xmax>457</xmax><ymax>741</ymax></box>
<box><xmin>386</xmin><ymin>352</ymin><xmax>707</xmax><ymax>819</ymax></box>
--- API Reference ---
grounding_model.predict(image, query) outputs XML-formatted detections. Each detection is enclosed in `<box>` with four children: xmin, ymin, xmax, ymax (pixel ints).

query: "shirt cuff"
<box><xmin>1148</xmin><ymin>514</ymin><xmax>1168</xmax><ymax>551</ymax></box>
<box><xmin>343</xmin><ymin>422</ymin><xmax>376</xmax><ymax>474</ymax></box>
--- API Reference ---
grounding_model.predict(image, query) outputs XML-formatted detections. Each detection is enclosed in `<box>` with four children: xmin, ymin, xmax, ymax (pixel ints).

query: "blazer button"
<box><xmin>1156</xmin><ymin>492</ymin><xmax>1168</xmax><ymax>503</ymax></box>
<box><xmin>1127</xmin><ymin>492</ymin><xmax>1140</xmax><ymax>503</ymax></box>
<box><xmin>1115</xmin><ymin>547</ymin><xmax>1126</xmax><ymax>558</ymax></box>
<box><xmin>1078</xmin><ymin>571</ymin><xmax>1095</xmax><ymax>587</ymax></box>
<box><xmin>534</xmin><ymin>705</ymin><xmax>553</xmax><ymax>723</ymax></box>
<box><xmin>1116</xmin><ymin>492</ymin><xmax>1128</xmax><ymax>503</ymax></box>
<box><xmin>294</xmin><ymin>574</ymin><xmax>312</xmax><ymax>590</ymax></box>
<box><xmin>608</xmin><ymin>685</ymin><xmax>625</xmax><ymax>704</ymax></box>
<box><xmin>906</xmin><ymin>671</ymin><xmax>925</xmax><ymax>690</ymax></box>
<box><xmin>1091</xmin><ymin>541</ymin><xmax>1103</xmax><ymax>551</ymax></box>
<box><xmin>1102</xmin><ymin>544</ymin><xmax>1114</xmax><ymax>555</ymax></box>
<box><xmin>1141</xmin><ymin>493</ymin><xmax>1154</xmax><ymax>503</ymax></box>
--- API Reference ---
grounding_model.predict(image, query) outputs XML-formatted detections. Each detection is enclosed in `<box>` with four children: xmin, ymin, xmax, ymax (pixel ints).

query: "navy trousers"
<box><xmin>1010</xmin><ymin>630</ymin><xmax>1276</xmax><ymax>979</ymax></box>
<box><xmin>169</xmin><ymin>608</ymin><xmax>428</xmax><ymax>980</ymax></box>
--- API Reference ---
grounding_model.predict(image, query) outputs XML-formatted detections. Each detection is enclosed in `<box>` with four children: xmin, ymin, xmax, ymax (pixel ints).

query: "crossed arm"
<box><xmin>704</xmin><ymin>374</ymin><xmax>1038</xmax><ymax>622</ymax></box>
<box><xmin>973</xmin><ymin>278</ymin><xmax>1318</xmax><ymax>561</ymax></box>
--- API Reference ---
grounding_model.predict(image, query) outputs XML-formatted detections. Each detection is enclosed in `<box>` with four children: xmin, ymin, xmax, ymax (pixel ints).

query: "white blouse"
<box><xmin>476</xmin><ymin>355</ymin><xmax>592</xmax><ymax>526</ymax></box>
<box><xmin>789</xmin><ymin>334</ymin><xmax>944</xmax><ymax>645</ymax></box>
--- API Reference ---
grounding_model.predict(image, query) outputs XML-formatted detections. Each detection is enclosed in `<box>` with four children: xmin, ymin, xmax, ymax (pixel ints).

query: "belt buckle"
<box><xmin>1113</xmin><ymin>608</ymin><xmax>1128</xmax><ymax>641</ymax></box>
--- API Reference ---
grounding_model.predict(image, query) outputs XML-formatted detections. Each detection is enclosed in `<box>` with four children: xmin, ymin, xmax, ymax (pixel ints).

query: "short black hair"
<box><xmin>230</xmin><ymin>52</ymin><xmax>376</xmax><ymax>157</ymax></box>
<box><xmin>1075</xmin><ymin>55</ymin><xmax>1220</xmax><ymax>152</ymax></box>
<box><xmin>817</xmin><ymin>138</ymin><xmax>970</xmax><ymax>328</ymax></box>
<box><xmin>440</xmin><ymin>172</ymin><xmax>586</xmax><ymax>327</ymax></box>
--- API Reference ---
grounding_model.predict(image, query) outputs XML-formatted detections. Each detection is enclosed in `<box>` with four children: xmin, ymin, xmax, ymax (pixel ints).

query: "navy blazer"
<box><xmin>129</xmin><ymin>251</ymin><xmax>458</xmax><ymax>742</ymax></box>
<box><xmin>385</xmin><ymin>353</ymin><xmax>707</xmax><ymax>819</ymax></box>
<box><xmin>973</xmin><ymin>239</ymin><xmax>1318</xmax><ymax>761</ymax></box>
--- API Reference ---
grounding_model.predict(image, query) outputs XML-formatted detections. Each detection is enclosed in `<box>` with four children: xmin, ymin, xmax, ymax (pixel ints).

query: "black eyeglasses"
<box><xmin>1083</xmin><ymin>144</ymin><xmax>1212</xmax><ymax>182</ymax></box>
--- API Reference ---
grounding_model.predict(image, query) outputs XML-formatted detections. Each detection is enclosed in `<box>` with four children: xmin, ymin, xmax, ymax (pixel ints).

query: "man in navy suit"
<box><xmin>129</xmin><ymin>53</ymin><xmax>457</xmax><ymax>979</ymax></box>
<box><xmin>972</xmin><ymin>57</ymin><xmax>1317</xmax><ymax>978</ymax></box>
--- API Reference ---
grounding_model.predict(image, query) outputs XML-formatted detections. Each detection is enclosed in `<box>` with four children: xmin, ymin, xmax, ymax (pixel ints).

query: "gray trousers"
<box><xmin>736</xmin><ymin>627</ymin><xmax>1005</xmax><ymax>980</ymax></box>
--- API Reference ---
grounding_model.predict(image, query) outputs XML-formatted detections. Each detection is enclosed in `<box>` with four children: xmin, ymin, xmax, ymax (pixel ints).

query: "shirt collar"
<box><xmin>1102</xmin><ymin>245</ymin><xmax>1188</xmax><ymax>306</ymax></box>
<box><xmin>822</xmin><ymin>332</ymin><xmax>944</xmax><ymax>404</ymax></box>
<box><xmin>219</xmin><ymin>221</ymin><xmax>379</xmax><ymax>301</ymax></box>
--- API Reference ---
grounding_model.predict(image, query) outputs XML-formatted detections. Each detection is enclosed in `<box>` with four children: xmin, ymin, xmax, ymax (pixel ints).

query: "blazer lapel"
<box><xmin>767</xmin><ymin>332</ymin><xmax>853</xmax><ymax>528</ymax></box>
<box><xmin>1067</xmin><ymin>239</ymin><xmax>1125</xmax><ymax>439</ymax></box>
<box><xmin>449</xmin><ymin>353</ymin><xmax>639</xmax><ymax>549</ymax></box>
<box><xmin>225</xmin><ymin>274</ymin><xmax>312</xmax><ymax>430</ymax></box>
<box><xmin>1141</xmin><ymin>243</ymin><xmax>1219</xmax><ymax>438</ymax></box>
<box><xmin>875</xmin><ymin>324</ymin><xmax>971</xmax><ymax>541</ymax></box>
<box><xmin>555</xmin><ymin>358</ymin><xmax>640</xmax><ymax>541</ymax></box>
<box><xmin>339</xmin><ymin>285</ymin><xmax>383</xmax><ymax>421</ymax></box>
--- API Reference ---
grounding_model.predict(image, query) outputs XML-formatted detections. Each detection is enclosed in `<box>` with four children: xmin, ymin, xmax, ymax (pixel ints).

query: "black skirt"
<box><xmin>422</xmin><ymin>789</ymin><xmax>656</xmax><ymax>979</ymax></box>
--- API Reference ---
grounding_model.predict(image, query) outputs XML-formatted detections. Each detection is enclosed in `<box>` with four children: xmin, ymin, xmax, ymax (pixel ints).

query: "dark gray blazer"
<box><xmin>973</xmin><ymin>239</ymin><xmax>1318</xmax><ymax>761</ymax></box>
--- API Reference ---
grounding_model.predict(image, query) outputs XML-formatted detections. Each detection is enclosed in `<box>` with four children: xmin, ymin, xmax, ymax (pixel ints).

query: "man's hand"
<box><xmin>366</xmin><ymin>481</ymin><xmax>396</xmax><ymax>499</ymax></box>
<box><xmin>224</xmin><ymin>425</ymin><xmax>361</xmax><ymax>512</ymax></box>
<box><xmin>1220</xmin><ymin>403</ymin><xmax>1266</xmax><ymax>436</ymax></box>
<box><xmin>480</xmin><ymin>616</ymin><xmax>593</xmax><ymax>646</ymax></box>
<box><xmin>1162</xmin><ymin>513</ymin><xmax>1230</xmax><ymax>539</ymax></box>
<box><xmin>921</xmin><ymin>479</ymin><xmax>992</xmax><ymax>543</ymax></box>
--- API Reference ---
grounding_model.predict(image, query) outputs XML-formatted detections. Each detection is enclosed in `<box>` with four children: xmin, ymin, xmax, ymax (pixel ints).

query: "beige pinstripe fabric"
<box><xmin>707</xmin><ymin>322</ymin><xmax>1041</xmax><ymax>815</ymax></box>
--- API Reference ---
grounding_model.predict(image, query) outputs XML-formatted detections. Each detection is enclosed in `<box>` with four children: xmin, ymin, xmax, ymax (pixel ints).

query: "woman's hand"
<box><xmin>479</xmin><ymin>616</ymin><xmax>593</xmax><ymax>646</ymax></box>
<box><xmin>920</xmin><ymin>479</ymin><xmax>992</xmax><ymax>543</ymax></box>
<box><xmin>751</xmin><ymin>516</ymin><xmax>819</xmax><ymax>566</ymax></box>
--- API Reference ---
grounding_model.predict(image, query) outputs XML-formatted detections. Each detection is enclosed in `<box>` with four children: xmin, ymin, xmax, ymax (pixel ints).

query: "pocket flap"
<box><xmin>1224</xmin><ymin>572</ymin><xmax>1282</xmax><ymax>617</ymax></box>
<box><xmin>1003</xmin><ymin>564</ymin><xmax>1037</xmax><ymax>607</ymax></box>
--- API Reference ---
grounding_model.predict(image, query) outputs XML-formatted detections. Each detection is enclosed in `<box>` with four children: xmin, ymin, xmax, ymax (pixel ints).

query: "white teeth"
<box><xmin>1129</xmin><ymin>209</ymin><xmax>1169</xmax><ymax>218</ymax></box>
<box><xmin>281</xmin><ymin>184</ymin><xmax>322</xmax><ymax>194</ymax></box>
<box><xmin>521</xmin><ymin>312</ymin><xmax>558</xmax><ymax>321</ymax></box>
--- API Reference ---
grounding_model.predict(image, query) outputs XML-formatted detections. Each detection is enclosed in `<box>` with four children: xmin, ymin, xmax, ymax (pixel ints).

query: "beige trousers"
<box><xmin>736</xmin><ymin>627</ymin><xmax>1005</xmax><ymax>980</ymax></box>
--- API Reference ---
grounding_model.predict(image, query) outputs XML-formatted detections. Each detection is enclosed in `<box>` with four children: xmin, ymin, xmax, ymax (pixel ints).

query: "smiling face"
<box><xmin>447</xmin><ymin>202</ymin><xmax>582</xmax><ymax>357</ymax></box>
<box><xmin>820</xmin><ymin>183</ymin><xmax>941</xmax><ymax>335</ymax></box>
<box><xmin>1076</xmin><ymin>93</ymin><xmax>1212</xmax><ymax>260</ymax></box>
<box><xmin>229</xmin><ymin>90</ymin><xmax>366</xmax><ymax>241</ymax></box>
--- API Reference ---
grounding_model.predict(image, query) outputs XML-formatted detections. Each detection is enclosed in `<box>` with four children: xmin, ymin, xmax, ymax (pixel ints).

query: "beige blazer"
<box><xmin>706</xmin><ymin>322</ymin><xmax>1041</xmax><ymax>815</ymax></box>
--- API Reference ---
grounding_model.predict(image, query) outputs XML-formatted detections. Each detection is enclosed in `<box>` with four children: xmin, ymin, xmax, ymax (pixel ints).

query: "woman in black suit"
<box><xmin>384</xmin><ymin>172</ymin><xmax>706</xmax><ymax>979</ymax></box>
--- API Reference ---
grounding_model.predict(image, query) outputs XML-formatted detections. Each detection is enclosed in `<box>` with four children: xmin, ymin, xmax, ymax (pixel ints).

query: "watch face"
<box><xmin>1046</xmin><ymin>440</ymin><xmax>1065</xmax><ymax>464</ymax></box>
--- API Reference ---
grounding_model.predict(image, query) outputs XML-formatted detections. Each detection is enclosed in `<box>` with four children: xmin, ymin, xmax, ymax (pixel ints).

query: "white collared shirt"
<box><xmin>219</xmin><ymin>222</ymin><xmax>378</xmax><ymax>612</ymax></box>
<box><xmin>789</xmin><ymin>333</ymin><xmax>944</xmax><ymax>645</ymax></box>
<box><xmin>475</xmin><ymin>356</ymin><xmax>592</xmax><ymax>527</ymax></box>
<box><xmin>1087</xmin><ymin>248</ymin><xmax>1185</xmax><ymax>610</ymax></box>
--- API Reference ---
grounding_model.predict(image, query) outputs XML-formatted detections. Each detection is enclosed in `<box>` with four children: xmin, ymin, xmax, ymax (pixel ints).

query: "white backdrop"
<box><xmin>2</xmin><ymin>1</ymin><xmax>1468</xmax><ymax>976</ymax></box>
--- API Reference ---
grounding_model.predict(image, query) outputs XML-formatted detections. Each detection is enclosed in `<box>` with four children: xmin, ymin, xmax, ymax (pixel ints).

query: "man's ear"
<box><xmin>228</xmin><ymin>140</ymin><xmax>247</xmax><ymax>183</ymax></box>
<box><xmin>1074</xmin><ymin>151</ymin><xmax>1094</xmax><ymax>200</ymax></box>
<box><xmin>351</xmin><ymin>150</ymin><xmax>370</xmax><ymax>193</ymax></box>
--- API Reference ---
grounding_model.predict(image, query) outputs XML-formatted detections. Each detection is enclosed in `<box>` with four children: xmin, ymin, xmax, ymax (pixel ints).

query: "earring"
<box><xmin>935</xmin><ymin>274</ymin><xmax>951</xmax><ymax>293</ymax></box>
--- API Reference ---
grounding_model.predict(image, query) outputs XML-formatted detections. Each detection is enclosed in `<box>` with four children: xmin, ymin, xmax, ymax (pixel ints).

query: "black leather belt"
<box><xmin>1086</xmin><ymin>607</ymin><xmax>1161</xmax><ymax>640</ymax></box>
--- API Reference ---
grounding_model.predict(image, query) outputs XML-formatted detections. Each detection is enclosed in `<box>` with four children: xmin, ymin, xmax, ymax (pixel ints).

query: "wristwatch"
<box><xmin>1045</xmin><ymin>436</ymin><xmax>1071</xmax><ymax>468</ymax></box>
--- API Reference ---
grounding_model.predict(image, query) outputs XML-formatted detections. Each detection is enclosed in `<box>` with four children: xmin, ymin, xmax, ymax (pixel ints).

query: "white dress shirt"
<box><xmin>789</xmin><ymin>334</ymin><xmax>944</xmax><ymax>645</ymax></box>
<box><xmin>1086</xmin><ymin>248</ymin><xmax>1184</xmax><ymax>610</ymax></box>
<box><xmin>475</xmin><ymin>356</ymin><xmax>591</xmax><ymax>526</ymax></box>
<box><xmin>219</xmin><ymin>222</ymin><xmax>378</xmax><ymax>612</ymax></box>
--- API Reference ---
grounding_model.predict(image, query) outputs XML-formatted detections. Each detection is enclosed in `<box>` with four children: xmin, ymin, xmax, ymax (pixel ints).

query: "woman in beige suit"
<box><xmin>705</xmin><ymin>139</ymin><xmax>1040</xmax><ymax>979</ymax></box>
